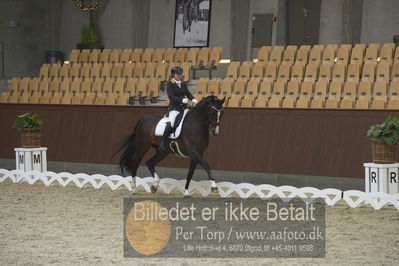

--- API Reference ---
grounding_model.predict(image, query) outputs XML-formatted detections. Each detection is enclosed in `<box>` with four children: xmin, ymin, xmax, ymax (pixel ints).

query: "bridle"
<box><xmin>209</xmin><ymin>105</ymin><xmax>224</xmax><ymax>134</ymax></box>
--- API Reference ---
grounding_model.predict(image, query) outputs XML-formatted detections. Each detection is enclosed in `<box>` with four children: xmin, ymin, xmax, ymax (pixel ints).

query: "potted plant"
<box><xmin>367</xmin><ymin>116</ymin><xmax>399</xmax><ymax>163</ymax></box>
<box><xmin>73</xmin><ymin>0</ymin><xmax>104</xmax><ymax>50</ymax></box>
<box><xmin>12</xmin><ymin>112</ymin><xmax>44</xmax><ymax>148</ymax></box>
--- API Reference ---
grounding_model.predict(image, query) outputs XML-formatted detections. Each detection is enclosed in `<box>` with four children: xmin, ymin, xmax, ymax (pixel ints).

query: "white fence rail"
<box><xmin>1</xmin><ymin>169</ymin><xmax>398</xmax><ymax>210</ymax></box>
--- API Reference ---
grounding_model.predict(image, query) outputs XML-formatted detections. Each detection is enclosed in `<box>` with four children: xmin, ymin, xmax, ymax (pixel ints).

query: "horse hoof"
<box><xmin>151</xmin><ymin>185</ymin><xmax>158</xmax><ymax>193</ymax></box>
<box><xmin>184</xmin><ymin>194</ymin><xmax>191</xmax><ymax>198</ymax></box>
<box><xmin>211</xmin><ymin>187</ymin><xmax>218</xmax><ymax>193</ymax></box>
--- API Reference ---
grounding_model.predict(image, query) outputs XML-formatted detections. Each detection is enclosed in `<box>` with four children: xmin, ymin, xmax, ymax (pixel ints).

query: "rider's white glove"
<box><xmin>192</xmin><ymin>99</ymin><xmax>198</xmax><ymax>104</ymax></box>
<box><xmin>182</xmin><ymin>98</ymin><xmax>189</xmax><ymax>104</ymax></box>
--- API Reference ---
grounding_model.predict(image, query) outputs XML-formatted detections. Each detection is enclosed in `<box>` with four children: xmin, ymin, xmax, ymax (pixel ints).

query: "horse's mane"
<box><xmin>194</xmin><ymin>95</ymin><xmax>216</xmax><ymax>111</ymax></box>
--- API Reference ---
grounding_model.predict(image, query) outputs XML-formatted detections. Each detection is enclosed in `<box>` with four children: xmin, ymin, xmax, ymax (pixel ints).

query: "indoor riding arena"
<box><xmin>0</xmin><ymin>1</ymin><xmax>399</xmax><ymax>265</ymax></box>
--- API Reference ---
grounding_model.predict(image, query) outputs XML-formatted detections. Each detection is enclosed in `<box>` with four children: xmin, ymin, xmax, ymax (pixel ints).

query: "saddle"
<box><xmin>155</xmin><ymin>109</ymin><xmax>189</xmax><ymax>139</ymax></box>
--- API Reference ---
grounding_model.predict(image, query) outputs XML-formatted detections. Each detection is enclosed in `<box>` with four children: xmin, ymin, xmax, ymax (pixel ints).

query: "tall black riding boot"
<box><xmin>159</xmin><ymin>122</ymin><xmax>173</xmax><ymax>151</ymax></box>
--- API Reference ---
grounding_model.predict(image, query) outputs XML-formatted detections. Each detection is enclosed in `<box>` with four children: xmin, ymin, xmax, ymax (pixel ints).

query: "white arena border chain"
<box><xmin>1</xmin><ymin>169</ymin><xmax>398</xmax><ymax>211</ymax></box>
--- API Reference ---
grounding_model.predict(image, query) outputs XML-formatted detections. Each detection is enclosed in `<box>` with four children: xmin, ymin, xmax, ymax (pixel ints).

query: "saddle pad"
<box><xmin>154</xmin><ymin>109</ymin><xmax>189</xmax><ymax>139</ymax></box>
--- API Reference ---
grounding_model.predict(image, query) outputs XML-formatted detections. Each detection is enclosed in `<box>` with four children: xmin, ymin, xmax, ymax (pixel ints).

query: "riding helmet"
<box><xmin>171</xmin><ymin>66</ymin><xmax>183</xmax><ymax>75</ymax></box>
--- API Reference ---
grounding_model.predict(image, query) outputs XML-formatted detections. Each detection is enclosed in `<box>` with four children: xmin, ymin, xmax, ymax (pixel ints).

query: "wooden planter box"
<box><xmin>21</xmin><ymin>128</ymin><xmax>41</xmax><ymax>148</ymax></box>
<box><xmin>371</xmin><ymin>138</ymin><xmax>396</xmax><ymax>164</ymax></box>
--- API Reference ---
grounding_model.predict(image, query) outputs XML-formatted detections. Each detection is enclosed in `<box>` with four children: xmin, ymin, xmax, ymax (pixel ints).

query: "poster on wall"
<box><xmin>173</xmin><ymin>0</ymin><xmax>211</xmax><ymax>47</ymax></box>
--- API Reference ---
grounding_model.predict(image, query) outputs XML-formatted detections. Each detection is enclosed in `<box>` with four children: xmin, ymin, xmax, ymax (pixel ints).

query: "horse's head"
<box><xmin>193</xmin><ymin>95</ymin><xmax>226</xmax><ymax>136</ymax></box>
<box><xmin>207</xmin><ymin>96</ymin><xmax>225</xmax><ymax>136</ymax></box>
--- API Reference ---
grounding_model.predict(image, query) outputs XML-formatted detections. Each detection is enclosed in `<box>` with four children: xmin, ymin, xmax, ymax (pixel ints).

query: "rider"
<box><xmin>159</xmin><ymin>66</ymin><xmax>198</xmax><ymax>151</ymax></box>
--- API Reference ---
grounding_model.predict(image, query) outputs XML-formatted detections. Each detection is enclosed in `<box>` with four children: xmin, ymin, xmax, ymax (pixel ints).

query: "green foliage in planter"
<box><xmin>12</xmin><ymin>112</ymin><xmax>44</xmax><ymax>132</ymax></box>
<box><xmin>367</xmin><ymin>116</ymin><xmax>399</xmax><ymax>145</ymax></box>
<box><xmin>81</xmin><ymin>25</ymin><xmax>99</xmax><ymax>43</ymax></box>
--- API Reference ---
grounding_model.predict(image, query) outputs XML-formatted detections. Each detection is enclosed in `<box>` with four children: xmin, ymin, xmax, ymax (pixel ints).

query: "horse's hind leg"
<box><xmin>130</xmin><ymin>143</ymin><xmax>152</xmax><ymax>194</ymax></box>
<box><xmin>146</xmin><ymin>149</ymin><xmax>169</xmax><ymax>193</ymax></box>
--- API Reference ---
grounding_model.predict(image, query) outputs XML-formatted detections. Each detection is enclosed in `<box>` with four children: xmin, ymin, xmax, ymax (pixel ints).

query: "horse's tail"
<box><xmin>115</xmin><ymin>118</ymin><xmax>143</xmax><ymax>174</ymax></box>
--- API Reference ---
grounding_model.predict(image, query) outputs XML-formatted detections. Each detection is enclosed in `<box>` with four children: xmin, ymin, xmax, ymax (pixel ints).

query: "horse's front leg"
<box><xmin>188</xmin><ymin>150</ymin><xmax>218</xmax><ymax>193</ymax></box>
<box><xmin>184</xmin><ymin>159</ymin><xmax>198</xmax><ymax>197</ymax></box>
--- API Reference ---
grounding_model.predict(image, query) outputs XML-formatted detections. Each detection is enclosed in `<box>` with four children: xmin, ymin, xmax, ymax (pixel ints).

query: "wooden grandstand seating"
<box><xmin>238</xmin><ymin>62</ymin><xmax>251</xmax><ymax>79</ymax></box>
<box><xmin>300</xmin><ymin>80</ymin><xmax>314</xmax><ymax>96</ymax></box>
<box><xmin>207</xmin><ymin>78</ymin><xmax>221</xmax><ymax>96</ymax></box>
<box><xmin>254</xmin><ymin>95</ymin><xmax>268</xmax><ymax>107</ymax></box>
<box><xmin>83</xmin><ymin>93</ymin><xmax>95</xmax><ymax>104</ymax></box>
<box><xmin>336</xmin><ymin>44</ymin><xmax>351</xmax><ymax>65</ymax></box>
<box><xmin>291</xmin><ymin>64</ymin><xmax>304</xmax><ymax>81</ymax></box>
<box><xmin>309</xmin><ymin>47</ymin><xmax>322</xmax><ymax>65</ymax></box>
<box><xmin>70</xmin><ymin>77</ymin><xmax>82</xmax><ymax>93</ymax></box>
<box><xmin>257</xmin><ymin>46</ymin><xmax>271</xmax><ymax>63</ymax></box>
<box><xmin>101</xmin><ymin>63</ymin><xmax>112</xmax><ymax>78</ymax></box>
<box><xmin>109</xmin><ymin>49</ymin><xmax>122</xmax><ymax>64</ymax></box>
<box><xmin>228</xmin><ymin>95</ymin><xmax>242</xmax><ymax>107</ymax></box>
<box><xmin>392</xmin><ymin>62</ymin><xmax>399</xmax><ymax>80</ymax></box>
<box><xmin>332</xmin><ymin>64</ymin><xmax>346</xmax><ymax>82</ymax></box>
<box><xmin>226</xmin><ymin>62</ymin><xmax>240</xmax><ymax>79</ymax></box>
<box><xmin>220</xmin><ymin>78</ymin><xmax>234</xmax><ymax>97</ymax></box>
<box><xmin>120</xmin><ymin>49</ymin><xmax>132</xmax><ymax>63</ymax></box>
<box><xmin>268</xmin><ymin>46</ymin><xmax>284</xmax><ymax>65</ymax></box>
<box><xmin>371</xmin><ymin>97</ymin><xmax>386</xmax><ymax>109</ymax></box>
<box><xmin>175</xmin><ymin>48</ymin><xmax>188</xmax><ymax>63</ymax></box>
<box><xmin>296</xmin><ymin>95</ymin><xmax>310</xmax><ymax>108</ymax></box>
<box><xmin>376</xmin><ymin>61</ymin><xmax>391</xmax><ymax>82</ymax></box>
<box><xmin>321</xmin><ymin>45</ymin><xmax>336</xmax><ymax>64</ymax></box>
<box><xmin>70</xmin><ymin>63</ymin><xmax>80</xmax><ymax>78</ymax></box>
<box><xmin>181</xmin><ymin>62</ymin><xmax>191</xmax><ymax>80</ymax></box>
<box><xmin>152</xmin><ymin>48</ymin><xmax>164</xmax><ymax>63</ymax></box>
<box><xmin>329</xmin><ymin>81</ymin><xmax>343</xmax><ymax>99</ymax></box>
<box><xmin>342</xmin><ymin>80</ymin><xmax>358</xmax><ymax>99</ymax></box>
<box><xmin>133</xmin><ymin>63</ymin><xmax>145</xmax><ymax>78</ymax></box>
<box><xmin>80</xmin><ymin>63</ymin><xmax>91</xmax><ymax>78</ymax></box>
<box><xmin>111</xmin><ymin>63</ymin><xmax>123</xmax><ymax>78</ymax></box>
<box><xmin>197</xmin><ymin>47</ymin><xmax>209</xmax><ymax>66</ymax></box>
<box><xmin>122</xmin><ymin>63</ymin><xmax>134</xmax><ymax>78</ymax></box>
<box><xmin>318</xmin><ymin>63</ymin><xmax>332</xmax><ymax>82</ymax></box>
<box><xmin>233</xmin><ymin>78</ymin><xmax>247</xmax><ymax>96</ymax></box>
<box><xmin>268</xmin><ymin>95</ymin><xmax>282</xmax><ymax>108</ymax></box>
<box><xmin>264</xmin><ymin>64</ymin><xmax>278</xmax><ymax>82</ymax></box>
<box><xmin>272</xmin><ymin>81</ymin><xmax>286</xmax><ymax>96</ymax></box>
<box><xmin>357</xmin><ymin>80</ymin><xmax>372</xmax><ymax>98</ymax></box>
<box><xmin>310</xmin><ymin>97</ymin><xmax>325</xmax><ymax>108</ymax></box>
<box><xmin>99</xmin><ymin>50</ymin><xmax>110</xmax><ymax>64</ymax></box>
<box><xmin>164</xmin><ymin>48</ymin><xmax>176</xmax><ymax>63</ymax></box>
<box><xmin>241</xmin><ymin>96</ymin><xmax>255</xmax><ymax>107</ymax></box>
<box><xmin>89</xmin><ymin>49</ymin><xmax>100</xmax><ymax>63</ymax></box>
<box><xmin>325</xmin><ymin>98</ymin><xmax>339</xmax><ymax>108</ymax></box>
<box><xmin>364</xmin><ymin>43</ymin><xmax>380</xmax><ymax>64</ymax></box>
<box><xmin>387</xmin><ymin>98</ymin><xmax>399</xmax><ymax>109</ymax></box>
<box><xmin>246</xmin><ymin>78</ymin><xmax>260</xmax><ymax>96</ymax></box>
<box><xmin>29</xmin><ymin>77</ymin><xmax>40</xmax><ymax>92</ymax></box>
<box><xmin>340</xmin><ymin>98</ymin><xmax>354</xmax><ymax>108</ymax></box>
<box><xmin>49</xmin><ymin>64</ymin><xmax>61</xmax><ymax>78</ymax></box>
<box><xmin>373</xmin><ymin>80</ymin><xmax>388</xmax><ymax>99</ymax></box>
<box><xmin>131</xmin><ymin>48</ymin><xmax>143</xmax><ymax>63</ymax></box>
<box><xmin>209</xmin><ymin>47</ymin><xmax>222</xmax><ymax>66</ymax></box>
<box><xmin>380</xmin><ymin>43</ymin><xmax>395</xmax><ymax>62</ymax></box>
<box><xmin>137</xmin><ymin>78</ymin><xmax>148</xmax><ymax>101</ymax></box>
<box><xmin>304</xmin><ymin>63</ymin><xmax>318</xmax><ymax>82</ymax></box>
<box><xmin>148</xmin><ymin>78</ymin><xmax>160</xmax><ymax>100</ymax></box>
<box><xmin>105</xmin><ymin>93</ymin><xmax>117</xmax><ymax>105</ymax></box>
<box><xmin>116</xmin><ymin>93</ymin><xmax>130</xmax><ymax>105</ymax></box>
<box><xmin>346</xmin><ymin>63</ymin><xmax>361</xmax><ymax>82</ymax></box>
<box><xmin>60</xmin><ymin>78</ymin><xmax>71</xmax><ymax>93</ymax></box>
<box><xmin>282</xmin><ymin>48</ymin><xmax>296</xmax><ymax>65</ymax></box>
<box><xmin>361</xmin><ymin>63</ymin><xmax>376</xmax><ymax>81</ymax></box>
<box><xmin>286</xmin><ymin>80</ymin><xmax>300</xmax><ymax>96</ymax></box>
<box><xmin>142</xmin><ymin>48</ymin><xmax>153</xmax><ymax>63</ymax></box>
<box><xmin>155</xmin><ymin>63</ymin><xmax>168</xmax><ymax>80</ymax></box>
<box><xmin>91</xmin><ymin>78</ymin><xmax>103</xmax><ymax>93</ymax></box>
<box><xmin>251</xmin><ymin>62</ymin><xmax>265</xmax><ymax>78</ymax></box>
<box><xmin>144</xmin><ymin>63</ymin><xmax>156</xmax><ymax>78</ymax></box>
<box><xmin>259</xmin><ymin>79</ymin><xmax>273</xmax><ymax>96</ymax></box>
<box><xmin>350</xmin><ymin>44</ymin><xmax>366</xmax><ymax>64</ymax></box>
<box><xmin>59</xmin><ymin>64</ymin><xmax>70</xmax><ymax>78</ymax></box>
<box><xmin>277</xmin><ymin>64</ymin><xmax>291</xmax><ymax>82</ymax></box>
<box><xmin>126</xmin><ymin>78</ymin><xmax>137</xmax><ymax>96</ymax></box>
<box><xmin>69</xmin><ymin>49</ymin><xmax>80</xmax><ymax>63</ymax></box>
<box><xmin>103</xmin><ymin>77</ymin><xmax>115</xmax><ymax>93</ymax></box>
<box><xmin>78</xmin><ymin>49</ymin><xmax>90</xmax><ymax>64</ymax></box>
<box><xmin>196</xmin><ymin>78</ymin><xmax>208</xmax><ymax>96</ymax></box>
<box><xmin>282</xmin><ymin>95</ymin><xmax>296</xmax><ymax>108</ymax></box>
<box><xmin>295</xmin><ymin>45</ymin><xmax>310</xmax><ymax>65</ymax></box>
<box><xmin>81</xmin><ymin>78</ymin><xmax>93</xmax><ymax>93</ymax></box>
<box><xmin>114</xmin><ymin>78</ymin><xmax>125</xmax><ymax>93</ymax></box>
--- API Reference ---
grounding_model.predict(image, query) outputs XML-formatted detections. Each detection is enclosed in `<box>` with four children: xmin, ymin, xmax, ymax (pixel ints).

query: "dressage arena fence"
<box><xmin>1</xmin><ymin>169</ymin><xmax>398</xmax><ymax>211</ymax></box>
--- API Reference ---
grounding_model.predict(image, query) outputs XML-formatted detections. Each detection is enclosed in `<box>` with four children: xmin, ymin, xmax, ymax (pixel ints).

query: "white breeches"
<box><xmin>166</xmin><ymin>110</ymin><xmax>180</xmax><ymax>127</ymax></box>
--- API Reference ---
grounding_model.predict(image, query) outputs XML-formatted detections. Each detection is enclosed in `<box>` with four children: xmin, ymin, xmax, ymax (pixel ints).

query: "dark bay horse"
<box><xmin>118</xmin><ymin>95</ymin><xmax>225</xmax><ymax>196</ymax></box>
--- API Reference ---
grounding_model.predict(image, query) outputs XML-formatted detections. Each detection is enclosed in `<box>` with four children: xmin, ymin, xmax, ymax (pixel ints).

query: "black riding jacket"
<box><xmin>166</xmin><ymin>79</ymin><xmax>194</xmax><ymax>112</ymax></box>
